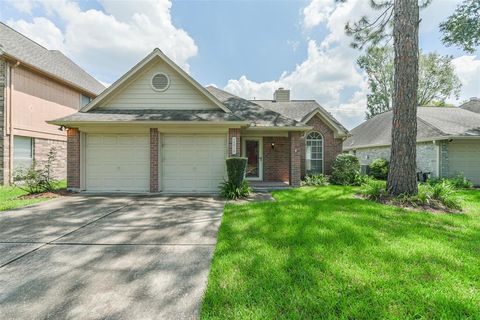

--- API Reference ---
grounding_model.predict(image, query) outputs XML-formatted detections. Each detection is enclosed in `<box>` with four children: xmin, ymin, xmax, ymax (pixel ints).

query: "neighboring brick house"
<box><xmin>50</xmin><ymin>49</ymin><xmax>348</xmax><ymax>193</ymax></box>
<box><xmin>0</xmin><ymin>22</ymin><xmax>104</xmax><ymax>184</ymax></box>
<box><xmin>344</xmin><ymin>107</ymin><xmax>480</xmax><ymax>186</ymax></box>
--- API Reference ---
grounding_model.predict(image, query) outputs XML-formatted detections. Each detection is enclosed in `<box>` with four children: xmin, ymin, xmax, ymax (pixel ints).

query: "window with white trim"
<box><xmin>305</xmin><ymin>131</ymin><xmax>323</xmax><ymax>174</ymax></box>
<box><xmin>13</xmin><ymin>136</ymin><xmax>33</xmax><ymax>170</ymax></box>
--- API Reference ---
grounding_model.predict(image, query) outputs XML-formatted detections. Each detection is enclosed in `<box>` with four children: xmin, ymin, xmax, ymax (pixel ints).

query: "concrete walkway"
<box><xmin>0</xmin><ymin>195</ymin><xmax>225</xmax><ymax>320</ymax></box>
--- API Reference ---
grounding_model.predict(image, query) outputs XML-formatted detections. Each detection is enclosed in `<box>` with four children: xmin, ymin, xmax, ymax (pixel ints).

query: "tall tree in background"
<box><xmin>358</xmin><ymin>47</ymin><xmax>461</xmax><ymax>119</ymax></box>
<box><xmin>343</xmin><ymin>0</ymin><xmax>426</xmax><ymax>195</ymax></box>
<box><xmin>440</xmin><ymin>0</ymin><xmax>480</xmax><ymax>53</ymax></box>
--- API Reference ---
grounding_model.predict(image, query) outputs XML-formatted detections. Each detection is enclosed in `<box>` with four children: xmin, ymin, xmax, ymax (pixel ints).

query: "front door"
<box><xmin>243</xmin><ymin>138</ymin><xmax>263</xmax><ymax>181</ymax></box>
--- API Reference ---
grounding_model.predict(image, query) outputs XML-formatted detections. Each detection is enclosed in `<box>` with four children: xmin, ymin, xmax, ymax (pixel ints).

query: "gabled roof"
<box><xmin>460</xmin><ymin>98</ymin><xmax>480</xmax><ymax>114</ymax></box>
<box><xmin>81</xmin><ymin>48</ymin><xmax>231</xmax><ymax>113</ymax></box>
<box><xmin>0</xmin><ymin>22</ymin><xmax>104</xmax><ymax>96</ymax></box>
<box><xmin>206</xmin><ymin>86</ymin><xmax>311</xmax><ymax>129</ymax></box>
<box><xmin>344</xmin><ymin>107</ymin><xmax>480</xmax><ymax>150</ymax></box>
<box><xmin>250</xmin><ymin>99</ymin><xmax>349</xmax><ymax>137</ymax></box>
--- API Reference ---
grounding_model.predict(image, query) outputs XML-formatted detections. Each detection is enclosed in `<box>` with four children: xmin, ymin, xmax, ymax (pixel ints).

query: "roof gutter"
<box><xmin>47</xmin><ymin>120</ymin><xmax>251</xmax><ymax>126</ymax></box>
<box><xmin>343</xmin><ymin>135</ymin><xmax>480</xmax><ymax>151</ymax></box>
<box><xmin>246</xmin><ymin>125</ymin><xmax>313</xmax><ymax>131</ymax></box>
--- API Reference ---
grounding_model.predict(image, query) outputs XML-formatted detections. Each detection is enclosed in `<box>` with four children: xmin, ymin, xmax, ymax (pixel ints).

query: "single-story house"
<box><xmin>344</xmin><ymin>107</ymin><xmax>480</xmax><ymax>185</ymax></box>
<box><xmin>49</xmin><ymin>48</ymin><xmax>348</xmax><ymax>193</ymax></box>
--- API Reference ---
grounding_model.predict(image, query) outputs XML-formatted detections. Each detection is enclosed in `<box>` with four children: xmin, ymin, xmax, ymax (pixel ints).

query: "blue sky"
<box><xmin>1</xmin><ymin>0</ymin><xmax>479</xmax><ymax>129</ymax></box>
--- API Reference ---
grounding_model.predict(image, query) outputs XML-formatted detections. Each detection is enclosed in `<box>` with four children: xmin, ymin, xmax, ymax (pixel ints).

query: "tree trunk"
<box><xmin>387</xmin><ymin>0</ymin><xmax>419</xmax><ymax>196</ymax></box>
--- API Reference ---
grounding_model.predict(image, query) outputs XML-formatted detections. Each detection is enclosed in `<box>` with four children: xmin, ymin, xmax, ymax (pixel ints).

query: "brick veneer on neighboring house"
<box><xmin>150</xmin><ymin>128</ymin><xmax>159</xmax><ymax>192</ymax></box>
<box><xmin>263</xmin><ymin>136</ymin><xmax>289</xmax><ymax>182</ymax></box>
<box><xmin>228</xmin><ymin>128</ymin><xmax>240</xmax><ymax>157</ymax></box>
<box><xmin>34</xmin><ymin>138</ymin><xmax>67</xmax><ymax>180</ymax></box>
<box><xmin>66</xmin><ymin>128</ymin><xmax>80</xmax><ymax>190</ymax></box>
<box><xmin>300</xmin><ymin>115</ymin><xmax>343</xmax><ymax>177</ymax></box>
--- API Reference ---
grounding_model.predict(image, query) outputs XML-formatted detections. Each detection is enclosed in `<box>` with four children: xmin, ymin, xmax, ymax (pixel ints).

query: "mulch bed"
<box><xmin>355</xmin><ymin>194</ymin><xmax>462</xmax><ymax>214</ymax></box>
<box><xmin>18</xmin><ymin>189</ymin><xmax>71</xmax><ymax>200</ymax></box>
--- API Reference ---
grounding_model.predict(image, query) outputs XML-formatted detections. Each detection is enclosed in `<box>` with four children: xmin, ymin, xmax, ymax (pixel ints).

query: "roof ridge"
<box><xmin>0</xmin><ymin>21</ymin><xmax>48</xmax><ymax>51</ymax></box>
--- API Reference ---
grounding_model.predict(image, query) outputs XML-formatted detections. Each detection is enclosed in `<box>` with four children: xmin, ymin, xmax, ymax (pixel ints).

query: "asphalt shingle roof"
<box><xmin>0</xmin><ymin>22</ymin><xmax>105</xmax><ymax>95</ymax></box>
<box><xmin>344</xmin><ymin>107</ymin><xmax>480</xmax><ymax>150</ymax></box>
<box><xmin>460</xmin><ymin>98</ymin><xmax>480</xmax><ymax>114</ymax></box>
<box><xmin>252</xmin><ymin>99</ymin><xmax>348</xmax><ymax>133</ymax></box>
<box><xmin>206</xmin><ymin>86</ymin><xmax>308</xmax><ymax>128</ymax></box>
<box><xmin>51</xmin><ymin>109</ymin><xmax>244</xmax><ymax>123</ymax></box>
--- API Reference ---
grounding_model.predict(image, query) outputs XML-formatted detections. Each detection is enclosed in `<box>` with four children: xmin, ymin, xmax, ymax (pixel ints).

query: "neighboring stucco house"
<box><xmin>0</xmin><ymin>22</ymin><xmax>104</xmax><ymax>184</ymax></box>
<box><xmin>49</xmin><ymin>48</ymin><xmax>348</xmax><ymax>193</ymax></box>
<box><xmin>344</xmin><ymin>107</ymin><xmax>480</xmax><ymax>185</ymax></box>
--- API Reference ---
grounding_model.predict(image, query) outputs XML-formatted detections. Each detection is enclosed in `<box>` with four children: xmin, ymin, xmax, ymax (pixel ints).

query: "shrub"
<box><xmin>353</xmin><ymin>173</ymin><xmax>370</xmax><ymax>186</ymax></box>
<box><xmin>428</xmin><ymin>175</ymin><xmax>473</xmax><ymax>189</ymax></box>
<box><xmin>330</xmin><ymin>154</ymin><xmax>360</xmax><ymax>185</ymax></box>
<box><xmin>219</xmin><ymin>180</ymin><xmax>251</xmax><ymax>199</ymax></box>
<box><xmin>360</xmin><ymin>178</ymin><xmax>386</xmax><ymax>200</ymax></box>
<box><xmin>301</xmin><ymin>174</ymin><xmax>329</xmax><ymax>186</ymax></box>
<box><xmin>368</xmin><ymin>158</ymin><xmax>389</xmax><ymax>180</ymax></box>
<box><xmin>220</xmin><ymin>157</ymin><xmax>250</xmax><ymax>199</ymax></box>
<box><xmin>410</xmin><ymin>182</ymin><xmax>462</xmax><ymax>210</ymax></box>
<box><xmin>226</xmin><ymin>157</ymin><xmax>248</xmax><ymax>187</ymax></box>
<box><xmin>13</xmin><ymin>147</ymin><xmax>59</xmax><ymax>194</ymax></box>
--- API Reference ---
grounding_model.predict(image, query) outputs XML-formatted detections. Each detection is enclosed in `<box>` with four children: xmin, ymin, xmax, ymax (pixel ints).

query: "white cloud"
<box><xmin>8</xmin><ymin>17</ymin><xmax>65</xmax><ymax>50</ymax></box>
<box><xmin>6</xmin><ymin>0</ymin><xmax>198</xmax><ymax>83</ymax></box>
<box><xmin>226</xmin><ymin>0</ymin><xmax>372</xmax><ymax>129</ymax></box>
<box><xmin>302</xmin><ymin>0</ymin><xmax>335</xmax><ymax>29</ymax></box>
<box><xmin>451</xmin><ymin>55</ymin><xmax>480</xmax><ymax>103</ymax></box>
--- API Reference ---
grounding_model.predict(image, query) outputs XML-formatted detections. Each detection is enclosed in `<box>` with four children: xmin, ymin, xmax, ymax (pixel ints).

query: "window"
<box><xmin>305</xmin><ymin>131</ymin><xmax>323</xmax><ymax>174</ymax></box>
<box><xmin>80</xmin><ymin>94</ymin><xmax>91</xmax><ymax>107</ymax></box>
<box><xmin>13</xmin><ymin>136</ymin><xmax>33</xmax><ymax>170</ymax></box>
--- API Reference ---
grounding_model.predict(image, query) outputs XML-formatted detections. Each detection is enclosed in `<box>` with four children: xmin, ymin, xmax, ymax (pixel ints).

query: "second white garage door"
<box><xmin>162</xmin><ymin>134</ymin><xmax>227</xmax><ymax>192</ymax></box>
<box><xmin>85</xmin><ymin>134</ymin><xmax>150</xmax><ymax>192</ymax></box>
<box><xmin>448</xmin><ymin>140</ymin><xmax>480</xmax><ymax>186</ymax></box>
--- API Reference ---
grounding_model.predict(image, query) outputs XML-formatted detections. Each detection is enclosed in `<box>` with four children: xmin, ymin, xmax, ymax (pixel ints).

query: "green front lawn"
<box><xmin>202</xmin><ymin>186</ymin><xmax>480</xmax><ymax>319</ymax></box>
<box><xmin>0</xmin><ymin>181</ymin><xmax>66</xmax><ymax>212</ymax></box>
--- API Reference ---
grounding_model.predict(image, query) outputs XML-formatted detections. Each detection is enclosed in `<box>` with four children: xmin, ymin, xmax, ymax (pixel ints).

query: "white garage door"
<box><xmin>162</xmin><ymin>134</ymin><xmax>227</xmax><ymax>192</ymax></box>
<box><xmin>448</xmin><ymin>140</ymin><xmax>480</xmax><ymax>186</ymax></box>
<box><xmin>85</xmin><ymin>134</ymin><xmax>150</xmax><ymax>192</ymax></box>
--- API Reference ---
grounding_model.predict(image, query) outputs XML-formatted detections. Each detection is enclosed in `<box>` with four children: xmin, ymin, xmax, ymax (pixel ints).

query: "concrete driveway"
<box><xmin>0</xmin><ymin>195</ymin><xmax>225</xmax><ymax>320</ymax></box>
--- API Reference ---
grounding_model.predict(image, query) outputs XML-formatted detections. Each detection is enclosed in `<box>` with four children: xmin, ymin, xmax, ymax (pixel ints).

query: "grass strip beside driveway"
<box><xmin>202</xmin><ymin>186</ymin><xmax>480</xmax><ymax>319</ymax></box>
<box><xmin>0</xmin><ymin>181</ymin><xmax>66</xmax><ymax>212</ymax></box>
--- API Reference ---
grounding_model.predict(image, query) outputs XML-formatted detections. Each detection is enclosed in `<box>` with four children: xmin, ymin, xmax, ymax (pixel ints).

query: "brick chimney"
<box><xmin>273</xmin><ymin>88</ymin><xmax>290</xmax><ymax>102</ymax></box>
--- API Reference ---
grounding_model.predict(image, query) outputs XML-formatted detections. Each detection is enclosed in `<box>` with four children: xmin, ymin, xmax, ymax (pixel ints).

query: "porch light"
<box><xmin>271</xmin><ymin>142</ymin><xmax>275</xmax><ymax>150</ymax></box>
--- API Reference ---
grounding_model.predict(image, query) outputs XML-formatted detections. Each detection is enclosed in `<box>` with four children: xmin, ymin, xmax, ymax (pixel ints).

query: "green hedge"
<box><xmin>330</xmin><ymin>154</ymin><xmax>360</xmax><ymax>185</ymax></box>
<box><xmin>226</xmin><ymin>157</ymin><xmax>248</xmax><ymax>187</ymax></box>
<box><xmin>368</xmin><ymin>158</ymin><xmax>389</xmax><ymax>180</ymax></box>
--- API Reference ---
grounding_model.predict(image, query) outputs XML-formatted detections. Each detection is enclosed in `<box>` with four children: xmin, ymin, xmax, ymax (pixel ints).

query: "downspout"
<box><xmin>8</xmin><ymin>61</ymin><xmax>19</xmax><ymax>184</ymax></box>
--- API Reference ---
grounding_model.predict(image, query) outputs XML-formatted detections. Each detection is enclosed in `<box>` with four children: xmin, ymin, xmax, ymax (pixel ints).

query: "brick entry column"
<box><xmin>150</xmin><ymin>128</ymin><xmax>159</xmax><ymax>192</ymax></box>
<box><xmin>228</xmin><ymin>128</ymin><xmax>240</xmax><ymax>157</ymax></box>
<box><xmin>67</xmin><ymin>128</ymin><xmax>80</xmax><ymax>191</ymax></box>
<box><xmin>289</xmin><ymin>131</ymin><xmax>301</xmax><ymax>187</ymax></box>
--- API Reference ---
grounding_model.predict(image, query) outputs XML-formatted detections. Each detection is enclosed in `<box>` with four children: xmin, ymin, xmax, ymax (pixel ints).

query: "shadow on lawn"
<box><xmin>202</xmin><ymin>187</ymin><xmax>480</xmax><ymax>319</ymax></box>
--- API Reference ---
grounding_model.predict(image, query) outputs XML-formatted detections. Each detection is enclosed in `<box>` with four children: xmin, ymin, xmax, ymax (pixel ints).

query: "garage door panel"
<box><xmin>86</xmin><ymin>134</ymin><xmax>150</xmax><ymax>192</ymax></box>
<box><xmin>448</xmin><ymin>141</ymin><xmax>480</xmax><ymax>186</ymax></box>
<box><xmin>162</xmin><ymin>134</ymin><xmax>226</xmax><ymax>192</ymax></box>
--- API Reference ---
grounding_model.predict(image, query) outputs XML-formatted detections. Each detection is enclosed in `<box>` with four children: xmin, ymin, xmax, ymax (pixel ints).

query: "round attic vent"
<box><xmin>151</xmin><ymin>73</ymin><xmax>170</xmax><ymax>92</ymax></box>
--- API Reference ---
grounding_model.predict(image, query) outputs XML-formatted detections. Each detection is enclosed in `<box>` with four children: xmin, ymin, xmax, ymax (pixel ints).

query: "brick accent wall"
<box><xmin>301</xmin><ymin>115</ymin><xmax>343</xmax><ymax>176</ymax></box>
<box><xmin>67</xmin><ymin>128</ymin><xmax>80</xmax><ymax>190</ymax></box>
<box><xmin>289</xmin><ymin>132</ymin><xmax>301</xmax><ymax>187</ymax></box>
<box><xmin>150</xmin><ymin>128</ymin><xmax>159</xmax><ymax>192</ymax></box>
<box><xmin>34</xmin><ymin>138</ymin><xmax>67</xmax><ymax>180</ymax></box>
<box><xmin>0</xmin><ymin>59</ymin><xmax>5</xmax><ymax>185</ymax></box>
<box><xmin>228</xmin><ymin>128</ymin><xmax>240</xmax><ymax>157</ymax></box>
<box><xmin>263</xmin><ymin>136</ymin><xmax>289</xmax><ymax>182</ymax></box>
